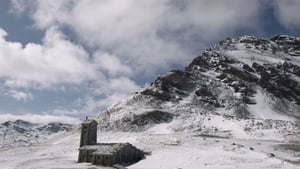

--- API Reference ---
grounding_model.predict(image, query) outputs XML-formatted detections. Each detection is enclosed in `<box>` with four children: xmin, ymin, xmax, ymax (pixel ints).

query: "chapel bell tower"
<box><xmin>79</xmin><ymin>118</ymin><xmax>98</xmax><ymax>147</ymax></box>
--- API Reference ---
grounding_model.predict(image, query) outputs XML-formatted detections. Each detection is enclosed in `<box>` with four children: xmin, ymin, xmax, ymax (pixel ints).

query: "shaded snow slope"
<box><xmin>97</xmin><ymin>35</ymin><xmax>300</xmax><ymax>140</ymax></box>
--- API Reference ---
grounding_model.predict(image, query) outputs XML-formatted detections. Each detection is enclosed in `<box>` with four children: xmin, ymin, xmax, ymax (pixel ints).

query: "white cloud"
<box><xmin>90</xmin><ymin>76</ymin><xmax>140</xmax><ymax>96</ymax></box>
<box><xmin>72</xmin><ymin>76</ymin><xmax>140</xmax><ymax>114</ymax></box>
<box><xmin>70</xmin><ymin>0</ymin><xmax>262</xmax><ymax>76</ymax></box>
<box><xmin>10</xmin><ymin>0</ymin><xmax>263</xmax><ymax>77</ymax></box>
<box><xmin>107</xmin><ymin>77</ymin><xmax>140</xmax><ymax>94</ymax></box>
<box><xmin>93</xmin><ymin>51</ymin><xmax>133</xmax><ymax>77</ymax></box>
<box><xmin>82</xmin><ymin>93</ymin><xmax>132</xmax><ymax>113</ymax></box>
<box><xmin>6</xmin><ymin>0</ymin><xmax>267</xmax><ymax>115</ymax></box>
<box><xmin>0</xmin><ymin>26</ymin><xmax>100</xmax><ymax>89</ymax></box>
<box><xmin>272</xmin><ymin>0</ymin><xmax>300</xmax><ymax>29</ymax></box>
<box><xmin>0</xmin><ymin>24</ymin><xmax>141</xmax><ymax>113</ymax></box>
<box><xmin>48</xmin><ymin>90</ymin><xmax>137</xmax><ymax>118</ymax></box>
<box><xmin>9</xmin><ymin>0</ymin><xmax>26</xmax><ymax>14</ymax></box>
<box><xmin>9</xmin><ymin>90</ymin><xmax>33</xmax><ymax>102</ymax></box>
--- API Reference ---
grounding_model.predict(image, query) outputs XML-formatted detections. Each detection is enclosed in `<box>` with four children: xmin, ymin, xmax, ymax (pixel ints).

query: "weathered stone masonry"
<box><xmin>78</xmin><ymin>119</ymin><xmax>144</xmax><ymax>167</ymax></box>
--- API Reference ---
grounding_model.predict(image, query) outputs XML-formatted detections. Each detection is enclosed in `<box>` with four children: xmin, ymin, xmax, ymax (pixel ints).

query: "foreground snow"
<box><xmin>1</xmin><ymin>126</ymin><xmax>300</xmax><ymax>169</ymax></box>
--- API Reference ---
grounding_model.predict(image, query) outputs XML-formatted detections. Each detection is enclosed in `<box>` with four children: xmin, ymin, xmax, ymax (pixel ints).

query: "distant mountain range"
<box><xmin>97</xmin><ymin>35</ymin><xmax>300</xmax><ymax>140</ymax></box>
<box><xmin>0</xmin><ymin>119</ymin><xmax>73</xmax><ymax>149</ymax></box>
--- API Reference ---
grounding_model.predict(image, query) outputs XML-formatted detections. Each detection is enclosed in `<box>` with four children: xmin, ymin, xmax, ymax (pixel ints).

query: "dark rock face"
<box><xmin>141</xmin><ymin>70</ymin><xmax>196</xmax><ymax>101</ymax></box>
<box><xmin>252</xmin><ymin>62</ymin><xmax>300</xmax><ymax>104</ymax></box>
<box><xmin>270</xmin><ymin>35</ymin><xmax>300</xmax><ymax>54</ymax></box>
<box><xmin>111</xmin><ymin>110</ymin><xmax>174</xmax><ymax>131</ymax></box>
<box><xmin>14</xmin><ymin>120</ymin><xmax>34</xmax><ymax>126</ymax></box>
<box><xmin>130</xmin><ymin>110</ymin><xmax>174</xmax><ymax>126</ymax></box>
<box><xmin>37</xmin><ymin>123</ymin><xmax>73</xmax><ymax>133</ymax></box>
<box><xmin>1</xmin><ymin>120</ymin><xmax>35</xmax><ymax>134</ymax></box>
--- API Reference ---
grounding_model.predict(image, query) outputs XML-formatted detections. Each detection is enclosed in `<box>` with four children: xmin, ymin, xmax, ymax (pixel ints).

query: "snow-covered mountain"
<box><xmin>0</xmin><ymin>119</ymin><xmax>73</xmax><ymax>149</ymax></box>
<box><xmin>97</xmin><ymin>35</ymin><xmax>300</xmax><ymax>140</ymax></box>
<box><xmin>2</xmin><ymin>35</ymin><xmax>300</xmax><ymax>169</ymax></box>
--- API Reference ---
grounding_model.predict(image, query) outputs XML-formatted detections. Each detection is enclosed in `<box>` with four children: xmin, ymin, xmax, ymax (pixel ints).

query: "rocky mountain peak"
<box><xmin>97</xmin><ymin>35</ymin><xmax>300</xmax><ymax>137</ymax></box>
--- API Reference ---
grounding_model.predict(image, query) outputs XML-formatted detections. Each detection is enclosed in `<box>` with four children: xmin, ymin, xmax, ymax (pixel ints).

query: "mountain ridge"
<box><xmin>97</xmin><ymin>35</ymin><xmax>300</xmax><ymax>140</ymax></box>
<box><xmin>0</xmin><ymin>119</ymin><xmax>73</xmax><ymax>149</ymax></box>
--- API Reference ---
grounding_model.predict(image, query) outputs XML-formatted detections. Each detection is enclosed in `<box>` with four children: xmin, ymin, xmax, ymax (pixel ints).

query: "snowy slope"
<box><xmin>97</xmin><ymin>35</ymin><xmax>300</xmax><ymax>141</ymax></box>
<box><xmin>1</xmin><ymin>131</ymin><xmax>300</xmax><ymax>169</ymax></box>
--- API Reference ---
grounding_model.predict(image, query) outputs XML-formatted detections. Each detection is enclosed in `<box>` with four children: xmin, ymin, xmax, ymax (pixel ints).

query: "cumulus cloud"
<box><xmin>6</xmin><ymin>0</ymin><xmax>269</xmax><ymax>116</ymax></box>
<box><xmin>48</xmin><ymin>90</ymin><xmax>137</xmax><ymax>118</ymax></box>
<box><xmin>0</xmin><ymin>86</ymin><xmax>33</xmax><ymax>102</ymax></box>
<box><xmin>9</xmin><ymin>90</ymin><xmax>33</xmax><ymax>101</ymax></box>
<box><xmin>106</xmin><ymin>77</ymin><xmax>140</xmax><ymax>95</ymax></box>
<box><xmin>10</xmin><ymin>0</ymin><xmax>263</xmax><ymax>77</ymax></box>
<box><xmin>84</xmin><ymin>76</ymin><xmax>140</xmax><ymax>107</ymax></box>
<box><xmin>80</xmin><ymin>94</ymin><xmax>127</xmax><ymax>114</ymax></box>
<box><xmin>0</xmin><ymin>25</ymin><xmax>140</xmax><ymax>114</ymax></box>
<box><xmin>93</xmin><ymin>51</ymin><xmax>133</xmax><ymax>77</ymax></box>
<box><xmin>0</xmin><ymin>26</ymin><xmax>100</xmax><ymax>89</ymax></box>
<box><xmin>272</xmin><ymin>0</ymin><xmax>300</xmax><ymax>29</ymax></box>
<box><xmin>9</xmin><ymin>0</ymin><xmax>26</xmax><ymax>14</ymax></box>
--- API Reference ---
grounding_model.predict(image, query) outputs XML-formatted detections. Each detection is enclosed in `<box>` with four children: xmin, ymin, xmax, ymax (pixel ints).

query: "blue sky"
<box><xmin>0</xmin><ymin>0</ymin><xmax>300</xmax><ymax>122</ymax></box>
